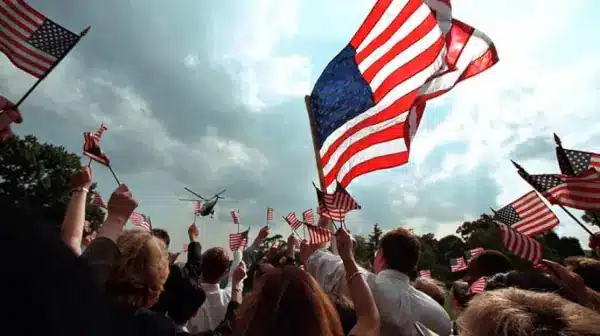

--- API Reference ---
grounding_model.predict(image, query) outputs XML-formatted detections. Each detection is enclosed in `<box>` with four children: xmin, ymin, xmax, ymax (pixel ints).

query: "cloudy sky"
<box><xmin>2</xmin><ymin>0</ymin><xmax>599</xmax><ymax>257</ymax></box>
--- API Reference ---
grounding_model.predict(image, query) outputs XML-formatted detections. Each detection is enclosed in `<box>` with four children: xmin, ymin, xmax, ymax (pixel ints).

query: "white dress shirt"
<box><xmin>187</xmin><ymin>250</ymin><xmax>243</xmax><ymax>333</ymax></box>
<box><xmin>307</xmin><ymin>249</ymin><xmax>452</xmax><ymax>336</ymax></box>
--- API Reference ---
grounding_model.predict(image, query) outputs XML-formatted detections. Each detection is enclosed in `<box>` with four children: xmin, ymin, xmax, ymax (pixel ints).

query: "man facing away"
<box><xmin>302</xmin><ymin>226</ymin><xmax>452</xmax><ymax>336</ymax></box>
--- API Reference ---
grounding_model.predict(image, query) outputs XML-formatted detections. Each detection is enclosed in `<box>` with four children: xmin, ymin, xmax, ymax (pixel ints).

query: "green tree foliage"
<box><xmin>366</xmin><ymin>223</ymin><xmax>383</xmax><ymax>260</ymax></box>
<box><xmin>0</xmin><ymin>135</ymin><xmax>104</xmax><ymax>231</ymax></box>
<box><xmin>581</xmin><ymin>210</ymin><xmax>600</xmax><ymax>228</ymax></box>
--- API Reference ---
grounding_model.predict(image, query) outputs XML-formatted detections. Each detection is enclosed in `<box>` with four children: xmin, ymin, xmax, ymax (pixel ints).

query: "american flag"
<box><xmin>497</xmin><ymin>222</ymin><xmax>543</xmax><ymax>265</ymax></box>
<box><xmin>183</xmin><ymin>243</ymin><xmax>188</xmax><ymax>252</ymax></box>
<box><xmin>419</xmin><ymin>270</ymin><xmax>431</xmax><ymax>278</ymax></box>
<box><xmin>308</xmin><ymin>0</ymin><xmax>498</xmax><ymax>191</ymax></box>
<box><xmin>130</xmin><ymin>212</ymin><xmax>151</xmax><ymax>232</ymax></box>
<box><xmin>315</xmin><ymin>183</ymin><xmax>361</xmax><ymax>222</ymax></box>
<box><xmin>305</xmin><ymin>224</ymin><xmax>332</xmax><ymax>245</ymax></box>
<box><xmin>450</xmin><ymin>257</ymin><xmax>467</xmax><ymax>272</ymax></box>
<box><xmin>92</xmin><ymin>192</ymin><xmax>106</xmax><ymax>209</ymax></box>
<box><xmin>194</xmin><ymin>201</ymin><xmax>202</xmax><ymax>215</ymax></box>
<box><xmin>284</xmin><ymin>212</ymin><xmax>303</xmax><ymax>231</ymax></box>
<box><xmin>514</xmin><ymin>162</ymin><xmax>600</xmax><ymax>211</ymax></box>
<box><xmin>468</xmin><ymin>277</ymin><xmax>486</xmax><ymax>295</ymax></box>
<box><xmin>466</xmin><ymin>247</ymin><xmax>484</xmax><ymax>262</ymax></box>
<box><xmin>0</xmin><ymin>0</ymin><xmax>84</xmax><ymax>78</ymax></box>
<box><xmin>493</xmin><ymin>191</ymin><xmax>559</xmax><ymax>237</ymax></box>
<box><xmin>230</xmin><ymin>210</ymin><xmax>240</xmax><ymax>225</ymax></box>
<box><xmin>302</xmin><ymin>208</ymin><xmax>314</xmax><ymax>225</ymax></box>
<box><xmin>229</xmin><ymin>229</ymin><xmax>249</xmax><ymax>251</ymax></box>
<box><xmin>554</xmin><ymin>134</ymin><xmax>600</xmax><ymax>176</ymax></box>
<box><xmin>83</xmin><ymin>124</ymin><xmax>110</xmax><ymax>166</ymax></box>
<box><xmin>266</xmin><ymin>207</ymin><xmax>274</xmax><ymax>221</ymax></box>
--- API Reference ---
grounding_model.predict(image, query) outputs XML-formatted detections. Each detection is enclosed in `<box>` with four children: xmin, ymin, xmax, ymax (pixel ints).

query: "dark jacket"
<box><xmin>151</xmin><ymin>241</ymin><xmax>206</xmax><ymax>316</ymax></box>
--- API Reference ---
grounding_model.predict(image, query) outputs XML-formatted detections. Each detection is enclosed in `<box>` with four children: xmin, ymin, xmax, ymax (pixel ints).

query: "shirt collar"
<box><xmin>200</xmin><ymin>282</ymin><xmax>221</xmax><ymax>292</ymax></box>
<box><xmin>378</xmin><ymin>269</ymin><xmax>410</xmax><ymax>283</ymax></box>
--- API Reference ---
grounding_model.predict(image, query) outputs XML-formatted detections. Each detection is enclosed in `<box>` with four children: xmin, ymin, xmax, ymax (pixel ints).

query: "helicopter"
<box><xmin>179</xmin><ymin>188</ymin><xmax>227</xmax><ymax>218</ymax></box>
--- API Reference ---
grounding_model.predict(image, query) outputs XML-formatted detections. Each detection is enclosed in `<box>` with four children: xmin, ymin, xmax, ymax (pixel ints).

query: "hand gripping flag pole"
<box><xmin>14</xmin><ymin>27</ymin><xmax>91</xmax><ymax>109</ymax></box>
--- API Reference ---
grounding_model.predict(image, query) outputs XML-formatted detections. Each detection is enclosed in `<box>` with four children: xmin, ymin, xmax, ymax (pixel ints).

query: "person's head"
<box><xmin>373</xmin><ymin>227</ymin><xmax>420</xmax><ymax>275</ymax></box>
<box><xmin>200</xmin><ymin>247</ymin><xmax>230</xmax><ymax>284</ymax></box>
<box><xmin>414</xmin><ymin>277</ymin><xmax>446</xmax><ymax>306</ymax></box>
<box><xmin>164</xmin><ymin>279</ymin><xmax>206</xmax><ymax>326</ymax></box>
<box><xmin>457</xmin><ymin>287</ymin><xmax>600</xmax><ymax>336</ymax></box>
<box><xmin>485</xmin><ymin>270</ymin><xmax>580</xmax><ymax>304</ymax></box>
<box><xmin>151</xmin><ymin>228</ymin><xmax>170</xmax><ymax>248</ymax></box>
<box><xmin>106</xmin><ymin>230</ymin><xmax>170</xmax><ymax>309</ymax></box>
<box><xmin>237</xmin><ymin>266</ymin><xmax>343</xmax><ymax>336</ymax></box>
<box><xmin>451</xmin><ymin>280</ymin><xmax>470</xmax><ymax>312</ymax></box>
<box><xmin>564</xmin><ymin>257</ymin><xmax>600</xmax><ymax>292</ymax></box>
<box><xmin>467</xmin><ymin>250</ymin><xmax>513</xmax><ymax>282</ymax></box>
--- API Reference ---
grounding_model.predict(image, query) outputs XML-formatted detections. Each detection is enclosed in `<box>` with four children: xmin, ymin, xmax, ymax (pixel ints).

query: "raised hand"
<box><xmin>335</xmin><ymin>228</ymin><xmax>354</xmax><ymax>261</ymax></box>
<box><xmin>107</xmin><ymin>184</ymin><xmax>138</xmax><ymax>223</ymax></box>
<box><xmin>70</xmin><ymin>166</ymin><xmax>93</xmax><ymax>190</ymax></box>
<box><xmin>188</xmin><ymin>224</ymin><xmax>199</xmax><ymax>241</ymax></box>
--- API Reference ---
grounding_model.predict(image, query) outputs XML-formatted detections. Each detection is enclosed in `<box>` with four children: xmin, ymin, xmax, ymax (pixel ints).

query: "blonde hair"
<box><xmin>107</xmin><ymin>230</ymin><xmax>169</xmax><ymax>309</ymax></box>
<box><xmin>457</xmin><ymin>287</ymin><xmax>600</xmax><ymax>336</ymax></box>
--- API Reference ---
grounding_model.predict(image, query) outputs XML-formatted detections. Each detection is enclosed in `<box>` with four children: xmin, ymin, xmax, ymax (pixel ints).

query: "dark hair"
<box><xmin>328</xmin><ymin>293</ymin><xmax>357</xmax><ymax>336</ymax></box>
<box><xmin>151</xmin><ymin>228</ymin><xmax>170</xmax><ymax>248</ymax></box>
<box><xmin>165</xmin><ymin>277</ymin><xmax>206</xmax><ymax>325</ymax></box>
<box><xmin>379</xmin><ymin>227</ymin><xmax>420</xmax><ymax>274</ymax></box>
<box><xmin>467</xmin><ymin>250</ymin><xmax>513</xmax><ymax>279</ymax></box>
<box><xmin>486</xmin><ymin>270</ymin><xmax>581</xmax><ymax>304</ymax></box>
<box><xmin>452</xmin><ymin>281</ymin><xmax>470</xmax><ymax>309</ymax></box>
<box><xmin>200</xmin><ymin>247</ymin><xmax>230</xmax><ymax>284</ymax></box>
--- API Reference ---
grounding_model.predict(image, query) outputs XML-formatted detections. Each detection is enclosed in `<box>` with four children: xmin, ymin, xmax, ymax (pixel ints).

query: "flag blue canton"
<box><xmin>310</xmin><ymin>45</ymin><xmax>375</xmax><ymax>150</ymax></box>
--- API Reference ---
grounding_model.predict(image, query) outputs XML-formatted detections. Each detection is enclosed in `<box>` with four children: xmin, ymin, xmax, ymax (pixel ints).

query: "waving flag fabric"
<box><xmin>450</xmin><ymin>257</ymin><xmax>467</xmax><ymax>272</ymax></box>
<box><xmin>466</xmin><ymin>247</ymin><xmax>484</xmax><ymax>262</ymax></box>
<box><xmin>555</xmin><ymin>135</ymin><xmax>600</xmax><ymax>176</ymax></box>
<box><xmin>493</xmin><ymin>191</ymin><xmax>559</xmax><ymax>237</ymax></box>
<box><xmin>229</xmin><ymin>229</ymin><xmax>249</xmax><ymax>251</ymax></box>
<box><xmin>194</xmin><ymin>201</ymin><xmax>202</xmax><ymax>215</ymax></box>
<box><xmin>284</xmin><ymin>212</ymin><xmax>303</xmax><ymax>231</ymax></box>
<box><xmin>83</xmin><ymin>124</ymin><xmax>110</xmax><ymax>166</ymax></box>
<box><xmin>468</xmin><ymin>277</ymin><xmax>486</xmax><ymax>295</ymax></box>
<box><xmin>419</xmin><ymin>270</ymin><xmax>431</xmax><ymax>278</ymax></box>
<box><xmin>130</xmin><ymin>212</ymin><xmax>151</xmax><ymax>232</ymax></box>
<box><xmin>315</xmin><ymin>183</ymin><xmax>361</xmax><ymax>221</ymax></box>
<box><xmin>497</xmin><ymin>222</ymin><xmax>543</xmax><ymax>265</ymax></box>
<box><xmin>0</xmin><ymin>0</ymin><xmax>81</xmax><ymax>78</ymax></box>
<box><xmin>230</xmin><ymin>210</ymin><xmax>240</xmax><ymax>225</ymax></box>
<box><xmin>306</xmin><ymin>224</ymin><xmax>332</xmax><ymax>245</ymax></box>
<box><xmin>267</xmin><ymin>207</ymin><xmax>274</xmax><ymax>221</ymax></box>
<box><xmin>302</xmin><ymin>208</ymin><xmax>314</xmax><ymax>225</ymax></box>
<box><xmin>309</xmin><ymin>0</ymin><xmax>498</xmax><ymax>191</ymax></box>
<box><xmin>514</xmin><ymin>162</ymin><xmax>600</xmax><ymax>211</ymax></box>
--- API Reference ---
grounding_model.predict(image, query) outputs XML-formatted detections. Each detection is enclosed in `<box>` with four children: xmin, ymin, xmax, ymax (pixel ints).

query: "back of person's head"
<box><xmin>328</xmin><ymin>293</ymin><xmax>357</xmax><ymax>336</ymax></box>
<box><xmin>467</xmin><ymin>250</ymin><xmax>513</xmax><ymax>280</ymax></box>
<box><xmin>414</xmin><ymin>277</ymin><xmax>446</xmax><ymax>306</ymax></box>
<box><xmin>107</xmin><ymin>230</ymin><xmax>170</xmax><ymax>309</ymax></box>
<box><xmin>237</xmin><ymin>266</ymin><xmax>343</xmax><ymax>336</ymax></box>
<box><xmin>564</xmin><ymin>257</ymin><xmax>600</xmax><ymax>292</ymax></box>
<box><xmin>457</xmin><ymin>287</ymin><xmax>600</xmax><ymax>336</ymax></box>
<box><xmin>151</xmin><ymin>228</ymin><xmax>170</xmax><ymax>248</ymax></box>
<box><xmin>451</xmin><ymin>280</ymin><xmax>470</xmax><ymax>311</ymax></box>
<box><xmin>164</xmin><ymin>278</ymin><xmax>205</xmax><ymax>325</ymax></box>
<box><xmin>200</xmin><ymin>247</ymin><xmax>230</xmax><ymax>284</ymax></box>
<box><xmin>485</xmin><ymin>270</ymin><xmax>580</xmax><ymax>304</ymax></box>
<box><xmin>376</xmin><ymin>227</ymin><xmax>420</xmax><ymax>274</ymax></box>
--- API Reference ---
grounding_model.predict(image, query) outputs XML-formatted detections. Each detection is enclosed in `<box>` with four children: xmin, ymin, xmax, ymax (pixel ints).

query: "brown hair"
<box><xmin>106</xmin><ymin>230</ymin><xmax>169</xmax><ymax>309</ymax></box>
<box><xmin>467</xmin><ymin>250</ymin><xmax>513</xmax><ymax>280</ymax></box>
<box><xmin>414</xmin><ymin>277</ymin><xmax>446</xmax><ymax>306</ymax></box>
<box><xmin>564</xmin><ymin>257</ymin><xmax>600</xmax><ymax>292</ymax></box>
<box><xmin>379</xmin><ymin>227</ymin><xmax>420</xmax><ymax>274</ymax></box>
<box><xmin>457</xmin><ymin>287</ymin><xmax>600</xmax><ymax>336</ymax></box>
<box><xmin>236</xmin><ymin>266</ymin><xmax>343</xmax><ymax>336</ymax></box>
<box><xmin>201</xmin><ymin>247</ymin><xmax>230</xmax><ymax>284</ymax></box>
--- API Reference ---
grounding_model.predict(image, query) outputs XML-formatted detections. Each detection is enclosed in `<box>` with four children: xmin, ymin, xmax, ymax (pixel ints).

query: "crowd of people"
<box><xmin>2</xmin><ymin>161</ymin><xmax>600</xmax><ymax>336</ymax></box>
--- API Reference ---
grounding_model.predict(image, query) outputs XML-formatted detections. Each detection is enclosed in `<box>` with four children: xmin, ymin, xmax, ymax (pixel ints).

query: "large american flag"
<box><xmin>83</xmin><ymin>124</ymin><xmax>110</xmax><ymax>166</ymax></box>
<box><xmin>302</xmin><ymin>208</ymin><xmax>314</xmax><ymax>225</ymax></box>
<box><xmin>465</xmin><ymin>247</ymin><xmax>484</xmax><ymax>262</ymax></box>
<box><xmin>555</xmin><ymin>145</ymin><xmax>600</xmax><ymax>177</ymax></box>
<box><xmin>92</xmin><ymin>192</ymin><xmax>106</xmax><ymax>209</ymax></box>
<box><xmin>230</xmin><ymin>210</ymin><xmax>240</xmax><ymax>225</ymax></box>
<box><xmin>493</xmin><ymin>191</ymin><xmax>559</xmax><ymax>237</ymax></box>
<box><xmin>450</xmin><ymin>257</ymin><xmax>467</xmax><ymax>272</ymax></box>
<box><xmin>229</xmin><ymin>229</ymin><xmax>249</xmax><ymax>251</ymax></box>
<box><xmin>515</xmin><ymin>163</ymin><xmax>600</xmax><ymax>211</ymax></box>
<box><xmin>266</xmin><ymin>207</ymin><xmax>274</xmax><ymax>221</ymax></box>
<box><xmin>315</xmin><ymin>183</ymin><xmax>361</xmax><ymax>221</ymax></box>
<box><xmin>497</xmin><ymin>222</ymin><xmax>542</xmax><ymax>265</ymax></box>
<box><xmin>284</xmin><ymin>212</ymin><xmax>303</xmax><ymax>231</ymax></box>
<box><xmin>0</xmin><ymin>0</ymin><xmax>82</xmax><ymax>78</ymax></box>
<box><xmin>306</xmin><ymin>224</ymin><xmax>332</xmax><ymax>245</ymax></box>
<box><xmin>130</xmin><ymin>212</ymin><xmax>151</xmax><ymax>232</ymax></box>
<box><xmin>308</xmin><ymin>0</ymin><xmax>498</xmax><ymax>191</ymax></box>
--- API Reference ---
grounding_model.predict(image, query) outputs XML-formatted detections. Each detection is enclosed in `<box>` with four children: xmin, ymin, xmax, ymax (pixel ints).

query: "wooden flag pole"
<box><xmin>13</xmin><ymin>26</ymin><xmax>91</xmax><ymax>109</ymax></box>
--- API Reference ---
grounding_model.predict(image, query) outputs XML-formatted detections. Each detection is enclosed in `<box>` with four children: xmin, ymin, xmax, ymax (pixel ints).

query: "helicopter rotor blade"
<box><xmin>214</xmin><ymin>189</ymin><xmax>226</xmax><ymax>198</ymax></box>
<box><xmin>179</xmin><ymin>198</ymin><xmax>200</xmax><ymax>202</ymax></box>
<box><xmin>184</xmin><ymin>187</ymin><xmax>207</xmax><ymax>201</ymax></box>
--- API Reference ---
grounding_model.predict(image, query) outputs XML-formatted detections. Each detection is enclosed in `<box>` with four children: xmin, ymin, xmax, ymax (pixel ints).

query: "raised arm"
<box><xmin>185</xmin><ymin>224</ymin><xmax>203</xmax><ymax>277</ymax></box>
<box><xmin>60</xmin><ymin>166</ymin><xmax>93</xmax><ymax>255</ymax></box>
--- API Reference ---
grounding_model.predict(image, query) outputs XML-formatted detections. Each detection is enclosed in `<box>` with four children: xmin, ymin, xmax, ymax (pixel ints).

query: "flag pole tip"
<box><xmin>553</xmin><ymin>133</ymin><xmax>561</xmax><ymax>146</ymax></box>
<box><xmin>80</xmin><ymin>26</ymin><xmax>91</xmax><ymax>35</ymax></box>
